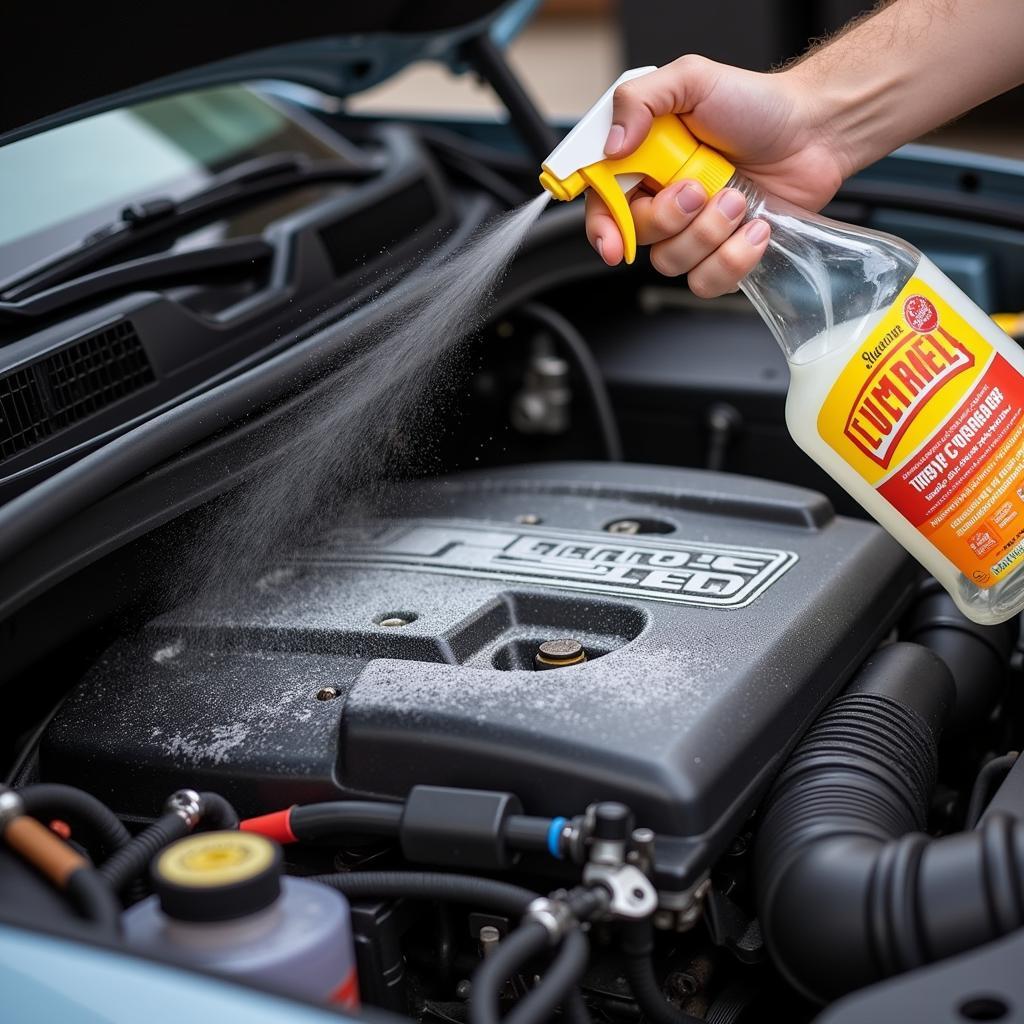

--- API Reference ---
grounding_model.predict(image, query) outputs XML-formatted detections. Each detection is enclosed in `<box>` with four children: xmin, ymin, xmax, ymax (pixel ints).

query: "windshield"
<box><xmin>0</xmin><ymin>87</ymin><xmax>342</xmax><ymax>284</ymax></box>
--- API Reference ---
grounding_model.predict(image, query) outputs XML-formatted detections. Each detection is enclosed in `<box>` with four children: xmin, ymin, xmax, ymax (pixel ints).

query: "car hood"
<box><xmin>0</xmin><ymin>0</ymin><xmax>538</xmax><ymax>146</ymax></box>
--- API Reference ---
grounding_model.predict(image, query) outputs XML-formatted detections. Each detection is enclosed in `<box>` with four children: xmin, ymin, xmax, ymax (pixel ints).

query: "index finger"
<box><xmin>605</xmin><ymin>55</ymin><xmax>714</xmax><ymax>158</ymax></box>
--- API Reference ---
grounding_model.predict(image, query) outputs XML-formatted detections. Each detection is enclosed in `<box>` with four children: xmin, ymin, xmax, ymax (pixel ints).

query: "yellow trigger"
<box><xmin>580</xmin><ymin>163</ymin><xmax>638</xmax><ymax>265</ymax></box>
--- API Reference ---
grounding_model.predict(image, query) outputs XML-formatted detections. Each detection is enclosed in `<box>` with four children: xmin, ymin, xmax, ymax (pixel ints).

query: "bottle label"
<box><xmin>818</xmin><ymin>275</ymin><xmax>1024</xmax><ymax>588</ymax></box>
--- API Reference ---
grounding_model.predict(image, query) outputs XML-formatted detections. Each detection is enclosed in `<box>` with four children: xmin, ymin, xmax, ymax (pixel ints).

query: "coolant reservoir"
<box><xmin>123</xmin><ymin>831</ymin><xmax>358</xmax><ymax>1008</ymax></box>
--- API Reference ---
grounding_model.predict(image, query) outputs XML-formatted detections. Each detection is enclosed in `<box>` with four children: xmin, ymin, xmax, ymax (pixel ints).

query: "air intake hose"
<box><xmin>756</xmin><ymin>642</ymin><xmax>1024</xmax><ymax>1002</ymax></box>
<box><xmin>903</xmin><ymin>579</ymin><xmax>1018</xmax><ymax>730</ymax></box>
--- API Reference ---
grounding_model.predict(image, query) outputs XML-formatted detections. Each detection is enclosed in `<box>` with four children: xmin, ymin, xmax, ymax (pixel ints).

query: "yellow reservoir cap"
<box><xmin>157</xmin><ymin>831</ymin><xmax>276</xmax><ymax>888</ymax></box>
<box><xmin>539</xmin><ymin>114</ymin><xmax>735</xmax><ymax>264</ymax></box>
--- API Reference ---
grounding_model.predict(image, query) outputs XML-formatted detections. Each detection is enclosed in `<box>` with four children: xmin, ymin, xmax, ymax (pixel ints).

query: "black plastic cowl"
<box><xmin>756</xmin><ymin>642</ymin><xmax>1024</xmax><ymax>1002</ymax></box>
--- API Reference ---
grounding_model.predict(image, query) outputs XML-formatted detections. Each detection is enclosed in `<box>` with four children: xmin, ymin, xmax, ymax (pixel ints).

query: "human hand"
<box><xmin>585</xmin><ymin>55</ymin><xmax>849</xmax><ymax>296</ymax></box>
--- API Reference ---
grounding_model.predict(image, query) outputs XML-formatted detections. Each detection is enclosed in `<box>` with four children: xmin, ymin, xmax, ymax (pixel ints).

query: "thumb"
<box><xmin>605</xmin><ymin>55</ymin><xmax>714</xmax><ymax>158</ymax></box>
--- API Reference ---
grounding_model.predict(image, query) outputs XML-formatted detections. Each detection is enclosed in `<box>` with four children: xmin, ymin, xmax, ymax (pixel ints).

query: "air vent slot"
<box><xmin>0</xmin><ymin>319</ymin><xmax>154</xmax><ymax>465</ymax></box>
<box><xmin>0</xmin><ymin>367</ymin><xmax>52</xmax><ymax>460</ymax></box>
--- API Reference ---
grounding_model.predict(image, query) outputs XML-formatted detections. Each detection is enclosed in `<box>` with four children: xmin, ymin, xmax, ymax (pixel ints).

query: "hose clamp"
<box><xmin>165</xmin><ymin>789</ymin><xmax>203</xmax><ymax>829</ymax></box>
<box><xmin>525</xmin><ymin>896</ymin><xmax>575</xmax><ymax>945</ymax></box>
<box><xmin>0</xmin><ymin>787</ymin><xmax>24</xmax><ymax>830</ymax></box>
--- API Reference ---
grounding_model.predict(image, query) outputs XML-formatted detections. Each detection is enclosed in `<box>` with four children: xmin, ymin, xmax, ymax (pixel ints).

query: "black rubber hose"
<box><xmin>313</xmin><ymin>871</ymin><xmax>538</xmax><ymax>917</ymax></box>
<box><xmin>196</xmin><ymin>791</ymin><xmax>239</xmax><ymax>832</ymax></box>
<box><xmin>99</xmin><ymin>813</ymin><xmax>190</xmax><ymax>896</ymax></box>
<box><xmin>66</xmin><ymin>867</ymin><xmax>122</xmax><ymax>938</ymax></box>
<box><xmin>469</xmin><ymin>922</ymin><xmax>590</xmax><ymax>1024</ymax></box>
<box><xmin>506</xmin><ymin>930</ymin><xmax>589</xmax><ymax>1024</ymax></box>
<box><xmin>618</xmin><ymin>921</ymin><xmax>703</xmax><ymax>1024</ymax></box>
<box><xmin>470</xmin><ymin>921</ymin><xmax>549</xmax><ymax>1024</ymax></box>
<box><xmin>504</xmin><ymin>815</ymin><xmax>552</xmax><ymax>855</ymax></box>
<box><xmin>291</xmin><ymin>801</ymin><xmax>403</xmax><ymax>842</ymax></box>
<box><xmin>17</xmin><ymin>784</ymin><xmax>130</xmax><ymax>860</ymax></box>
<box><xmin>756</xmin><ymin>641</ymin><xmax>1024</xmax><ymax>1001</ymax></box>
<box><xmin>522</xmin><ymin>302</ymin><xmax>624</xmax><ymax>462</ymax></box>
<box><xmin>903</xmin><ymin>580</ymin><xmax>1018</xmax><ymax>730</ymax></box>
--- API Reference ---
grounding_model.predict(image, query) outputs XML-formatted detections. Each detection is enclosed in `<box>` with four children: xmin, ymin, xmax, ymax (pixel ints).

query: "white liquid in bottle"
<box><xmin>734</xmin><ymin>178</ymin><xmax>1024</xmax><ymax>625</ymax></box>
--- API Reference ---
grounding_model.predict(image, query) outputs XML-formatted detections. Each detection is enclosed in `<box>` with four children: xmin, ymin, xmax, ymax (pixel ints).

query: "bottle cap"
<box><xmin>153</xmin><ymin>830</ymin><xmax>282</xmax><ymax>923</ymax></box>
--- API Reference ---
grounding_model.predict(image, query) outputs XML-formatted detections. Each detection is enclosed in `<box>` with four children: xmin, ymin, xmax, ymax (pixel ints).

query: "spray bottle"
<box><xmin>540</xmin><ymin>67</ymin><xmax>1024</xmax><ymax>626</ymax></box>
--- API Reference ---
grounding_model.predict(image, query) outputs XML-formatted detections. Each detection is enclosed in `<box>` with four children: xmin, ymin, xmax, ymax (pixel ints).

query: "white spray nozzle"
<box><xmin>540</xmin><ymin>66</ymin><xmax>657</xmax><ymax>180</ymax></box>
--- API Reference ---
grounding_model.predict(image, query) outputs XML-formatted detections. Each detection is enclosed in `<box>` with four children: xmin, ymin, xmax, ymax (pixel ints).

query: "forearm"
<box><xmin>786</xmin><ymin>0</ymin><xmax>1024</xmax><ymax>175</ymax></box>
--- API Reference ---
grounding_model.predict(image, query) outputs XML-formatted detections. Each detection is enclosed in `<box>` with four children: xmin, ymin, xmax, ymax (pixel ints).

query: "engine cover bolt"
<box><xmin>535</xmin><ymin>638</ymin><xmax>587</xmax><ymax>670</ymax></box>
<box><xmin>606</xmin><ymin>519</ymin><xmax>641</xmax><ymax>535</ymax></box>
<box><xmin>316</xmin><ymin>687</ymin><xmax>340</xmax><ymax>701</ymax></box>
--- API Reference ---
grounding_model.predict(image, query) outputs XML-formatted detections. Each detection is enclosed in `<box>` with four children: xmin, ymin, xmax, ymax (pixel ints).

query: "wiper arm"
<box><xmin>3</xmin><ymin>150</ymin><xmax>380</xmax><ymax>302</ymax></box>
<box><xmin>0</xmin><ymin>238</ymin><xmax>274</xmax><ymax>322</ymax></box>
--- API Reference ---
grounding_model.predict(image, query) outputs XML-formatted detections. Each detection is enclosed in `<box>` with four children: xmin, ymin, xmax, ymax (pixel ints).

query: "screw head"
<box><xmin>606</xmin><ymin>519</ymin><xmax>641</xmax><ymax>535</ymax></box>
<box><xmin>316</xmin><ymin>686</ymin><xmax>339</xmax><ymax>701</ymax></box>
<box><xmin>378</xmin><ymin>617</ymin><xmax>408</xmax><ymax>628</ymax></box>
<box><xmin>455</xmin><ymin>980</ymin><xmax>472</xmax><ymax>1000</ymax></box>
<box><xmin>516</xmin><ymin>513</ymin><xmax>542</xmax><ymax>525</ymax></box>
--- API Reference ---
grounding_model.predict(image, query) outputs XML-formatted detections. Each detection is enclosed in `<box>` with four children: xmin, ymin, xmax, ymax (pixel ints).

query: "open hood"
<box><xmin>0</xmin><ymin>0</ymin><xmax>539</xmax><ymax>146</ymax></box>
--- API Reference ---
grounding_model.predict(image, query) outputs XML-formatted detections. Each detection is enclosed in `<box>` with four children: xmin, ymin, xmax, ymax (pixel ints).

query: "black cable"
<box><xmin>507</xmin><ymin>930</ymin><xmax>589</xmax><ymax>1024</ymax></box>
<box><xmin>965</xmin><ymin>751</ymin><xmax>1019</xmax><ymax>829</ymax></box>
<box><xmin>66</xmin><ymin>867</ymin><xmax>122</xmax><ymax>938</ymax></box>
<box><xmin>313</xmin><ymin>870</ymin><xmax>538</xmax><ymax>917</ymax></box>
<box><xmin>18</xmin><ymin>784</ymin><xmax>131</xmax><ymax>860</ymax></box>
<box><xmin>521</xmin><ymin>302</ymin><xmax>623</xmax><ymax>461</ymax></box>
<box><xmin>470</xmin><ymin>920</ymin><xmax>549</xmax><ymax>1024</ymax></box>
<box><xmin>290</xmin><ymin>801</ymin><xmax>403</xmax><ymax>842</ymax></box>
<box><xmin>99</xmin><ymin>812</ymin><xmax>190</xmax><ymax>896</ymax></box>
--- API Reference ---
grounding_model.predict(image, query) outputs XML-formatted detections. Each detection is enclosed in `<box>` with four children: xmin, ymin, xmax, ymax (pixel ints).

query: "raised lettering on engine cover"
<box><xmin>309</xmin><ymin>521</ymin><xmax>798</xmax><ymax>608</ymax></box>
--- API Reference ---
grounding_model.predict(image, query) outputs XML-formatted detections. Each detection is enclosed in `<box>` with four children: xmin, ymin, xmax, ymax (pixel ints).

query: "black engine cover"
<box><xmin>41</xmin><ymin>463</ymin><xmax>915</xmax><ymax>885</ymax></box>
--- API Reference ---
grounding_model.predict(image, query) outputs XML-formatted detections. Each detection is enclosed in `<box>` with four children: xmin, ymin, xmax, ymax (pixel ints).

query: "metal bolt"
<box><xmin>479</xmin><ymin>925</ymin><xmax>501</xmax><ymax>957</ymax></box>
<box><xmin>516</xmin><ymin>513</ymin><xmax>542</xmax><ymax>525</ymax></box>
<box><xmin>316</xmin><ymin>686</ymin><xmax>339</xmax><ymax>701</ymax></box>
<box><xmin>535</xmin><ymin>638</ymin><xmax>587</xmax><ymax>670</ymax></box>
<box><xmin>378</xmin><ymin>616</ymin><xmax>410</xmax><ymax>628</ymax></box>
<box><xmin>606</xmin><ymin>519</ymin><xmax>641</xmax><ymax>535</ymax></box>
<box><xmin>455</xmin><ymin>980</ymin><xmax>472</xmax><ymax>1000</ymax></box>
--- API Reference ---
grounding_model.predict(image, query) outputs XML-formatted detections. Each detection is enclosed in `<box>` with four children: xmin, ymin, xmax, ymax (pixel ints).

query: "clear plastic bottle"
<box><xmin>733</xmin><ymin>174</ymin><xmax>1024</xmax><ymax>625</ymax></box>
<box><xmin>540</xmin><ymin>69</ymin><xmax>1024</xmax><ymax>625</ymax></box>
<box><xmin>123</xmin><ymin>831</ymin><xmax>359</xmax><ymax>1007</ymax></box>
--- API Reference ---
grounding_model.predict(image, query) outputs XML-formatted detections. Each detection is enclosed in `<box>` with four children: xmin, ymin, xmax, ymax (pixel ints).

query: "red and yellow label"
<box><xmin>818</xmin><ymin>275</ymin><xmax>1024</xmax><ymax>588</ymax></box>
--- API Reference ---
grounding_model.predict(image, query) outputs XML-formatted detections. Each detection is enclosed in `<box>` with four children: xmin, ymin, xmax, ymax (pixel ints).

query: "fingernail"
<box><xmin>676</xmin><ymin>183</ymin><xmax>706</xmax><ymax>214</ymax></box>
<box><xmin>605</xmin><ymin>123</ymin><xmax>625</xmax><ymax>155</ymax></box>
<box><xmin>596</xmin><ymin>237</ymin><xmax>606</xmax><ymax>261</ymax></box>
<box><xmin>745</xmin><ymin>219</ymin><xmax>770</xmax><ymax>244</ymax></box>
<box><xmin>717</xmin><ymin>189</ymin><xmax>746</xmax><ymax>220</ymax></box>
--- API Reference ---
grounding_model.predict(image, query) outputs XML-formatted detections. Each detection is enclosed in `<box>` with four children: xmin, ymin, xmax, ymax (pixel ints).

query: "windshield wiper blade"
<box><xmin>3</xmin><ymin>150</ymin><xmax>380</xmax><ymax>302</ymax></box>
<box><xmin>0</xmin><ymin>237</ymin><xmax>274</xmax><ymax>322</ymax></box>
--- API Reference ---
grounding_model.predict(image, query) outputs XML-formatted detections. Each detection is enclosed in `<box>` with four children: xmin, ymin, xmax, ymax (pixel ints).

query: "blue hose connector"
<box><xmin>547</xmin><ymin>816</ymin><xmax>568</xmax><ymax>859</ymax></box>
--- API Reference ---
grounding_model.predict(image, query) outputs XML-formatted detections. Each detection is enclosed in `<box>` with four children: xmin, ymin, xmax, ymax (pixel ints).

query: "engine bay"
<box><xmin>4</xmin><ymin>48</ymin><xmax>1024</xmax><ymax>1024</ymax></box>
